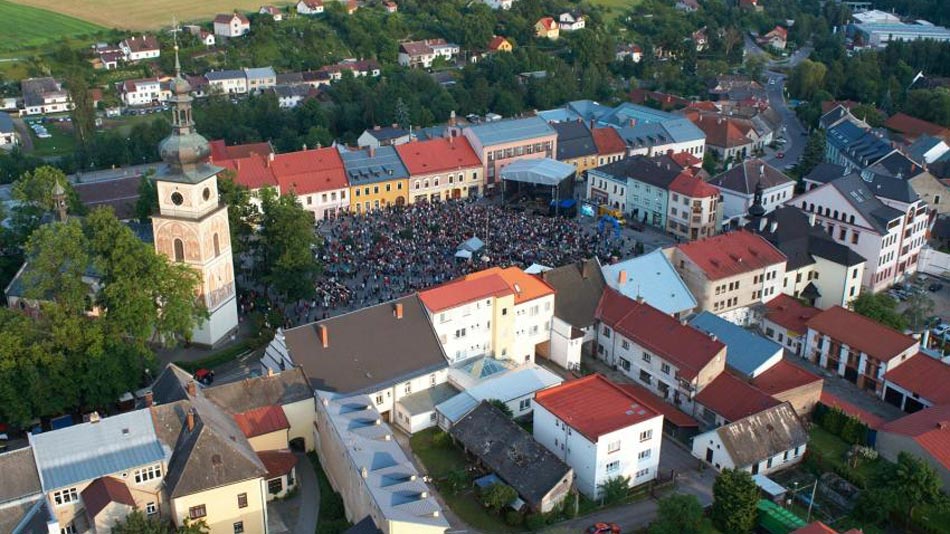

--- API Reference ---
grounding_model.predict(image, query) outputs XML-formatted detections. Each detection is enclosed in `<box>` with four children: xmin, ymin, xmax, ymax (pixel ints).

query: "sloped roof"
<box><xmin>820</xmin><ymin>391</ymin><xmax>887</xmax><ymax>430</ymax></box>
<box><xmin>879</xmin><ymin>404</ymin><xmax>950</xmax><ymax>471</ymax></box>
<box><xmin>762</xmin><ymin>294</ymin><xmax>821</xmax><ymax>336</ymax></box>
<box><xmin>709</xmin><ymin>159</ymin><xmax>794</xmax><ymax>195</ymax></box>
<box><xmin>488</xmin><ymin>36</ymin><xmax>510</xmax><ymax>50</ymax></box>
<box><xmin>281</xmin><ymin>295</ymin><xmax>448</xmax><ymax>394</ymax></box>
<box><xmin>272</xmin><ymin>148</ymin><xmax>348</xmax><ymax>195</ymax></box>
<box><xmin>395</xmin><ymin>137</ymin><xmax>482</xmax><ymax>175</ymax></box>
<box><xmin>0</xmin><ymin>447</ymin><xmax>41</xmax><ymax>504</ymax></box>
<box><xmin>80</xmin><ymin>476</ymin><xmax>135</xmax><ymax>518</ymax></box>
<box><xmin>884</xmin><ymin>112</ymin><xmax>950</xmax><ymax>140</ymax></box>
<box><xmin>233</xmin><ymin>405</ymin><xmax>290</xmax><ymax>438</ymax></box>
<box><xmin>209</xmin><ymin>140</ymin><xmax>273</xmax><ymax>161</ymax></box>
<box><xmin>534</xmin><ymin>374</ymin><xmax>661</xmax><ymax>441</ymax></box>
<box><xmin>552</xmin><ymin>120</ymin><xmax>597</xmax><ymax>160</ymax></box>
<box><xmin>749</xmin><ymin>206</ymin><xmax>866</xmax><ymax>270</ymax></box>
<box><xmin>450</xmin><ymin>402</ymin><xmax>572</xmax><ymax>509</ymax></box>
<box><xmin>465</xmin><ymin>116</ymin><xmax>555</xmax><ymax>146</ymax></box>
<box><xmin>825</xmin><ymin>174</ymin><xmax>904</xmax><ymax>233</ymax></box>
<box><xmin>669</xmin><ymin>172</ymin><xmax>719</xmax><ymax>198</ymax></box>
<box><xmin>601</xmin><ymin>249</ymin><xmax>697</xmax><ymax>316</ymax></box>
<box><xmin>689</xmin><ymin>312</ymin><xmax>782</xmax><ymax>377</ymax></box>
<box><xmin>884</xmin><ymin>353</ymin><xmax>950</xmax><ymax>405</ymax></box>
<box><xmin>695</xmin><ymin>372</ymin><xmax>781</xmax><ymax>422</ymax></box>
<box><xmin>592</xmin><ymin>154</ymin><xmax>683</xmax><ymax>189</ymax></box>
<box><xmin>203</xmin><ymin>367</ymin><xmax>312</xmax><ymax>413</ymax></box>
<box><xmin>616</xmin><ymin>382</ymin><xmax>699</xmax><ymax>427</ymax></box>
<box><xmin>752</xmin><ymin>359</ymin><xmax>822</xmax><ymax>396</ymax></box>
<box><xmin>714</xmin><ymin>403</ymin><xmax>807</xmax><ymax>468</ymax></box>
<box><xmin>591</xmin><ymin>127</ymin><xmax>627</xmax><ymax>155</ymax></box>
<box><xmin>420</xmin><ymin>266</ymin><xmax>553</xmax><ymax>312</ymax></box>
<box><xmin>256</xmin><ymin>449</ymin><xmax>298</xmax><ymax>478</ymax></box>
<box><xmin>539</xmin><ymin>258</ymin><xmax>606</xmax><ymax>328</ymax></box>
<box><xmin>595</xmin><ymin>288</ymin><xmax>724</xmax><ymax>380</ymax></box>
<box><xmin>215</xmin><ymin>154</ymin><xmax>278</xmax><ymax>190</ymax></box>
<box><xmin>675</xmin><ymin>230</ymin><xmax>787</xmax><ymax>281</ymax></box>
<box><xmin>806</xmin><ymin>306</ymin><xmax>917</xmax><ymax>364</ymax></box>
<box><xmin>341</xmin><ymin>145</ymin><xmax>409</xmax><ymax>185</ymax></box>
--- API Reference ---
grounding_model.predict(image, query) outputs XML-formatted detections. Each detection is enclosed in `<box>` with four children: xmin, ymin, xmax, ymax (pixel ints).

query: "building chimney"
<box><xmin>394</xmin><ymin>302</ymin><xmax>404</xmax><ymax>319</ymax></box>
<box><xmin>618</xmin><ymin>270</ymin><xmax>627</xmax><ymax>285</ymax></box>
<box><xmin>759</xmin><ymin>164</ymin><xmax>765</xmax><ymax>176</ymax></box>
<box><xmin>590</xmin><ymin>118</ymin><xmax>595</xmax><ymax>130</ymax></box>
<box><xmin>361</xmin><ymin>466</ymin><xmax>369</xmax><ymax>478</ymax></box>
<box><xmin>267</xmin><ymin>367</ymin><xmax>274</xmax><ymax>377</ymax></box>
<box><xmin>636</xmin><ymin>295</ymin><xmax>645</xmax><ymax>304</ymax></box>
<box><xmin>144</xmin><ymin>391</ymin><xmax>154</xmax><ymax>407</ymax></box>
<box><xmin>759</xmin><ymin>217</ymin><xmax>768</xmax><ymax>232</ymax></box>
<box><xmin>319</xmin><ymin>324</ymin><xmax>329</xmax><ymax>348</ymax></box>
<box><xmin>420</xmin><ymin>491</ymin><xmax>429</xmax><ymax>499</ymax></box>
<box><xmin>368</xmin><ymin>146</ymin><xmax>376</xmax><ymax>158</ymax></box>
<box><xmin>807</xmin><ymin>212</ymin><xmax>816</xmax><ymax>226</ymax></box>
<box><xmin>769</xmin><ymin>220</ymin><xmax>778</xmax><ymax>233</ymax></box>
<box><xmin>448</xmin><ymin>110</ymin><xmax>457</xmax><ymax>127</ymax></box>
<box><xmin>302</xmin><ymin>144</ymin><xmax>307</xmax><ymax>151</ymax></box>
<box><xmin>87</xmin><ymin>411</ymin><xmax>101</xmax><ymax>424</ymax></box>
<box><xmin>186</xmin><ymin>381</ymin><xmax>197</xmax><ymax>397</ymax></box>
<box><xmin>186</xmin><ymin>409</ymin><xmax>195</xmax><ymax>431</ymax></box>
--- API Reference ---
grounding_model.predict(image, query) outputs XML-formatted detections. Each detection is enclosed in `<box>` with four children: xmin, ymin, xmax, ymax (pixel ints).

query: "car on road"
<box><xmin>194</xmin><ymin>368</ymin><xmax>215</xmax><ymax>385</ymax></box>
<box><xmin>776</xmin><ymin>152</ymin><xmax>785</xmax><ymax>159</ymax></box>
<box><xmin>587</xmin><ymin>523</ymin><xmax>621</xmax><ymax>534</ymax></box>
<box><xmin>932</xmin><ymin>323</ymin><xmax>950</xmax><ymax>337</ymax></box>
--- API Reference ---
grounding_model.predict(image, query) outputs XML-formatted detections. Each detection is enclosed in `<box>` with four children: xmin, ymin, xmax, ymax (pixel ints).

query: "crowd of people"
<box><xmin>274</xmin><ymin>199</ymin><xmax>637</xmax><ymax>326</ymax></box>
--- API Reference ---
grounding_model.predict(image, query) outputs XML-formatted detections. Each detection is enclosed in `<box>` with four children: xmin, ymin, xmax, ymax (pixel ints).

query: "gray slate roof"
<box><xmin>710</xmin><ymin>159</ymin><xmax>794</xmax><ymax>194</ymax></box>
<box><xmin>552</xmin><ymin>121</ymin><xmax>597</xmax><ymax>160</ymax></box>
<box><xmin>0</xmin><ymin>447</ymin><xmax>41</xmax><ymax>503</ymax></box>
<box><xmin>203</xmin><ymin>367</ymin><xmax>313</xmax><ymax>412</ymax></box>
<box><xmin>341</xmin><ymin>145</ymin><xmax>410</xmax><ymax>185</ymax></box>
<box><xmin>450</xmin><ymin>402</ymin><xmax>572</xmax><ymax>510</ymax></box>
<box><xmin>540</xmin><ymin>258</ymin><xmax>606</xmax><ymax>328</ymax></box>
<box><xmin>715</xmin><ymin>403</ymin><xmax>807</xmax><ymax>468</ymax></box>
<box><xmin>283</xmin><ymin>295</ymin><xmax>448</xmax><ymax>394</ymax></box>
<box><xmin>803</xmin><ymin>162</ymin><xmax>849</xmax><ymax>185</ymax></box>
<box><xmin>465</xmin><ymin>116</ymin><xmax>555</xmax><ymax>146</ymax></box>
<box><xmin>592</xmin><ymin>154</ymin><xmax>683</xmax><ymax>189</ymax></box>
<box><xmin>829</xmin><ymin>174</ymin><xmax>904</xmax><ymax>233</ymax></box>
<box><xmin>205</xmin><ymin>70</ymin><xmax>246</xmax><ymax>81</ymax></box>
<box><xmin>748</xmin><ymin>206</ymin><xmax>865</xmax><ymax>269</ymax></box>
<box><xmin>0</xmin><ymin>113</ymin><xmax>14</xmax><ymax>134</ymax></box>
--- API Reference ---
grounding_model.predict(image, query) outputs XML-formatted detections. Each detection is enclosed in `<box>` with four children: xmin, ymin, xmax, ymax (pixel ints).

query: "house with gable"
<box><xmin>535</xmin><ymin>17</ymin><xmax>560</xmax><ymax>39</ymax></box>
<box><xmin>296</xmin><ymin>0</ymin><xmax>324</xmax><ymax>15</ymax></box>
<box><xmin>462</xmin><ymin>116</ymin><xmax>557</xmax><ymax>192</ymax></box>
<box><xmin>395</xmin><ymin>135</ymin><xmax>484</xmax><ymax>202</ymax></box>
<box><xmin>270</xmin><ymin>147</ymin><xmax>349</xmax><ymax>220</ymax></box>
<box><xmin>760</xmin><ymin>294</ymin><xmax>822</xmax><ymax>356</ymax></box>
<box><xmin>341</xmin><ymin>145</ymin><xmax>410</xmax><ymax>213</ymax></box>
<box><xmin>601</xmin><ymin>249</ymin><xmax>697</xmax><ymax>318</ymax></box>
<box><xmin>213</xmin><ymin>13</ymin><xmax>250</xmax><ymax>38</ymax></box>
<box><xmin>119</xmin><ymin>35</ymin><xmax>160</xmax><ymax>62</ymax></box>
<box><xmin>708</xmin><ymin>159</ymin><xmax>795</xmax><ymax>226</ymax></box>
<box><xmin>882</xmin><ymin>352</ymin><xmax>950</xmax><ymax>413</ymax></box>
<box><xmin>876</xmin><ymin>405</ymin><xmax>950</xmax><ymax>491</ymax></box>
<box><xmin>539</xmin><ymin>258</ymin><xmax>606</xmax><ymax>370</ymax></box>
<box><xmin>558</xmin><ymin>12</ymin><xmax>586</xmax><ymax>31</ymax></box>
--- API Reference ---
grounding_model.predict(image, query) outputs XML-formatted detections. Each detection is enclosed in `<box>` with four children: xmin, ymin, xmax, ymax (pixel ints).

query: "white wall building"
<box><xmin>206</xmin><ymin>70</ymin><xmax>248</xmax><ymax>95</ymax></box>
<box><xmin>118</xmin><ymin>78</ymin><xmax>167</xmax><ymax>107</ymax></box>
<box><xmin>692</xmin><ymin>403</ymin><xmax>807</xmax><ymax>475</ymax></box>
<box><xmin>533</xmin><ymin>374</ymin><xmax>664</xmax><ymax>499</ymax></box>
<box><xmin>709</xmin><ymin>159</ymin><xmax>796</xmax><ymax>226</ymax></box>
<box><xmin>213</xmin><ymin>13</ymin><xmax>251</xmax><ymax>38</ymax></box>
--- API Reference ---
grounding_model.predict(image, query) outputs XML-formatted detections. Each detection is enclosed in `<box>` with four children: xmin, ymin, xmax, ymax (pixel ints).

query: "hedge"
<box><xmin>813</xmin><ymin>403</ymin><xmax>870</xmax><ymax>446</ymax></box>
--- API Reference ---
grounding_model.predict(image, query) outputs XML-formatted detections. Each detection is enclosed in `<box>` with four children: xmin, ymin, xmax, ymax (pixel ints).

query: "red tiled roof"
<box><xmin>751</xmin><ymin>359</ymin><xmax>822</xmax><ymax>396</ymax></box>
<box><xmin>395</xmin><ymin>137</ymin><xmax>481</xmax><ymax>175</ymax></box>
<box><xmin>591</xmin><ymin>127</ymin><xmax>627</xmax><ymax>155</ymax></box>
<box><xmin>884</xmin><ymin>112</ymin><xmax>950</xmax><ymax>140</ymax></box>
<box><xmin>669</xmin><ymin>151</ymin><xmax>702</xmax><ymax>168</ymax></box>
<box><xmin>763</xmin><ymin>295</ymin><xmax>820</xmax><ymax>336</ymax></box>
<box><xmin>628</xmin><ymin>89</ymin><xmax>690</xmax><ymax>110</ymax></box>
<box><xmin>419</xmin><ymin>273</ymin><xmax>511</xmax><ymax>312</ymax></box>
<box><xmin>488</xmin><ymin>36</ymin><xmax>509</xmax><ymax>51</ymax></box>
<box><xmin>695</xmin><ymin>372</ymin><xmax>780</xmax><ymax>422</ymax></box>
<box><xmin>820</xmin><ymin>100</ymin><xmax>861</xmax><ymax>114</ymax></box>
<box><xmin>121</xmin><ymin>35</ymin><xmax>160</xmax><ymax>53</ymax></box>
<box><xmin>216</xmin><ymin>154</ymin><xmax>278</xmax><ymax>190</ymax></box>
<box><xmin>210</xmin><ymin>139</ymin><xmax>273</xmax><ymax>161</ymax></box>
<box><xmin>537</xmin><ymin>17</ymin><xmax>557</xmax><ymax>30</ymax></box>
<box><xmin>790</xmin><ymin>523</ymin><xmax>838</xmax><ymax>534</ymax></box>
<box><xmin>534</xmin><ymin>374</ymin><xmax>661</xmax><ymax>441</ymax></box>
<box><xmin>684</xmin><ymin>110</ymin><xmax>756</xmax><ymax>148</ymax></box>
<box><xmin>884</xmin><ymin>353</ymin><xmax>950</xmax><ymax>405</ymax></box>
<box><xmin>668</xmin><ymin>172</ymin><xmax>719</xmax><ymax>198</ymax></box>
<box><xmin>617</xmin><ymin>382</ymin><xmax>699</xmax><ymax>427</ymax></box>
<box><xmin>468</xmin><ymin>266</ymin><xmax>554</xmax><ymax>305</ymax></box>
<box><xmin>687</xmin><ymin>101</ymin><xmax>720</xmax><ymax>112</ymax></box>
<box><xmin>81</xmin><ymin>477</ymin><xmax>135</xmax><ymax>519</ymax></box>
<box><xmin>820</xmin><ymin>392</ymin><xmax>887</xmax><ymax>429</ymax></box>
<box><xmin>214</xmin><ymin>12</ymin><xmax>250</xmax><ymax>24</ymax></box>
<box><xmin>675</xmin><ymin>230</ymin><xmax>787</xmax><ymax>281</ymax></box>
<box><xmin>257</xmin><ymin>449</ymin><xmax>299</xmax><ymax>478</ymax></box>
<box><xmin>272</xmin><ymin>147</ymin><xmax>348</xmax><ymax>195</ymax></box>
<box><xmin>879</xmin><ymin>404</ymin><xmax>950</xmax><ymax>471</ymax></box>
<box><xmin>806</xmin><ymin>306</ymin><xmax>917</xmax><ymax>364</ymax></box>
<box><xmin>594</xmin><ymin>288</ymin><xmax>725</xmax><ymax>380</ymax></box>
<box><xmin>233</xmin><ymin>405</ymin><xmax>290</xmax><ymax>438</ymax></box>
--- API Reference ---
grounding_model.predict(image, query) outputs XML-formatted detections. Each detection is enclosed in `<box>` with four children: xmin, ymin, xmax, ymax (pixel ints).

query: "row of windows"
<box><xmin>486</xmin><ymin>141</ymin><xmax>553</xmax><ymax>161</ymax></box>
<box><xmin>353</xmin><ymin>182</ymin><xmax>403</xmax><ymax>197</ymax></box>
<box><xmin>413</xmin><ymin>172</ymin><xmax>478</xmax><ymax>189</ymax></box>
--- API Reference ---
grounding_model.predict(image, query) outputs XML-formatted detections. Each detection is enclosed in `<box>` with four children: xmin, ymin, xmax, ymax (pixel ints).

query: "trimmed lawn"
<box><xmin>806</xmin><ymin>427</ymin><xmax>884</xmax><ymax>486</ymax></box>
<box><xmin>28</xmin><ymin>121</ymin><xmax>77</xmax><ymax>158</ymax></box>
<box><xmin>409</xmin><ymin>428</ymin><xmax>519</xmax><ymax>534</ymax></box>
<box><xmin>0</xmin><ymin>0</ymin><xmax>103</xmax><ymax>52</ymax></box>
<box><xmin>915</xmin><ymin>504</ymin><xmax>950</xmax><ymax>534</ymax></box>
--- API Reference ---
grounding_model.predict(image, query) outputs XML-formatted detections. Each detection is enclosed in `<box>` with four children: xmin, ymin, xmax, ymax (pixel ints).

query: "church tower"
<box><xmin>151</xmin><ymin>47</ymin><xmax>238</xmax><ymax>346</ymax></box>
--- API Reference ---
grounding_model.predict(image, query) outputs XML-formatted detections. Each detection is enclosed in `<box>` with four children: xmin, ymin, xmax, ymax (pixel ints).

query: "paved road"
<box><xmin>12</xmin><ymin>117</ymin><xmax>34</xmax><ymax>152</ymax></box>
<box><xmin>293</xmin><ymin>451</ymin><xmax>319</xmax><ymax>534</ymax></box>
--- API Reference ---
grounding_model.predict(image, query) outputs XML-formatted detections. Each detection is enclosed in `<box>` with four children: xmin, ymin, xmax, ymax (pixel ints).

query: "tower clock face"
<box><xmin>171</xmin><ymin>192</ymin><xmax>184</xmax><ymax>206</ymax></box>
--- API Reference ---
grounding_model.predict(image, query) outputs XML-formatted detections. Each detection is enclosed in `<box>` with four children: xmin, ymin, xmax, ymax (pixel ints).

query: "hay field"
<box><xmin>7</xmin><ymin>0</ymin><xmax>295</xmax><ymax>30</ymax></box>
<box><xmin>0</xmin><ymin>0</ymin><xmax>105</xmax><ymax>51</ymax></box>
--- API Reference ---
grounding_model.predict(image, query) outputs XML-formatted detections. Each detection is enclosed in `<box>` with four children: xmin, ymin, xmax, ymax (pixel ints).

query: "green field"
<box><xmin>0</xmin><ymin>0</ymin><xmax>104</xmax><ymax>52</ymax></box>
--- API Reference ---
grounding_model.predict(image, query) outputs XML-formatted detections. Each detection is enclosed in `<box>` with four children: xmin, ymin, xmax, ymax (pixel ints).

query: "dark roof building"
<box><xmin>699</xmin><ymin>402</ymin><xmax>808</xmax><ymax>471</ymax></box>
<box><xmin>709</xmin><ymin>159</ymin><xmax>794</xmax><ymax>195</ymax></box>
<box><xmin>539</xmin><ymin>258</ymin><xmax>606</xmax><ymax>329</ymax></box>
<box><xmin>273</xmin><ymin>296</ymin><xmax>448</xmax><ymax>394</ymax></box>
<box><xmin>747</xmin><ymin>206</ymin><xmax>865</xmax><ymax>271</ymax></box>
<box><xmin>450</xmin><ymin>402</ymin><xmax>574</xmax><ymax>512</ymax></box>
<box><xmin>551</xmin><ymin>120</ymin><xmax>597</xmax><ymax>161</ymax></box>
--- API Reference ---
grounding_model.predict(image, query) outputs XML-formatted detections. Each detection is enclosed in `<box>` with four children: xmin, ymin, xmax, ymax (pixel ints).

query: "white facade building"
<box><xmin>119</xmin><ymin>78</ymin><xmax>167</xmax><ymax>107</ymax></box>
<box><xmin>213</xmin><ymin>13</ymin><xmax>251</xmax><ymax>38</ymax></box>
<box><xmin>205</xmin><ymin>70</ymin><xmax>248</xmax><ymax>95</ymax></box>
<box><xmin>692</xmin><ymin>403</ymin><xmax>807</xmax><ymax>475</ymax></box>
<box><xmin>533</xmin><ymin>374</ymin><xmax>664</xmax><ymax>499</ymax></box>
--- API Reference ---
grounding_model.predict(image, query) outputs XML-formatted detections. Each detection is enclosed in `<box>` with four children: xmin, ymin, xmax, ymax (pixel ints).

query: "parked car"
<box><xmin>932</xmin><ymin>323</ymin><xmax>950</xmax><ymax>337</ymax></box>
<box><xmin>194</xmin><ymin>368</ymin><xmax>215</xmax><ymax>385</ymax></box>
<box><xmin>776</xmin><ymin>152</ymin><xmax>785</xmax><ymax>159</ymax></box>
<box><xmin>587</xmin><ymin>523</ymin><xmax>621</xmax><ymax>534</ymax></box>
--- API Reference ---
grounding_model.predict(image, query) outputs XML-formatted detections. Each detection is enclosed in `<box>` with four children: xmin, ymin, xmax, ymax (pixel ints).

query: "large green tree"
<box><xmin>650</xmin><ymin>493</ymin><xmax>706</xmax><ymax>534</ymax></box>
<box><xmin>711</xmin><ymin>468</ymin><xmax>759</xmax><ymax>534</ymax></box>
<box><xmin>851</xmin><ymin>292</ymin><xmax>908</xmax><ymax>331</ymax></box>
<box><xmin>258</xmin><ymin>188</ymin><xmax>320</xmax><ymax>302</ymax></box>
<box><xmin>798</xmin><ymin>129</ymin><xmax>827</xmax><ymax>181</ymax></box>
<box><xmin>856</xmin><ymin>452</ymin><xmax>947</xmax><ymax>527</ymax></box>
<box><xmin>112</xmin><ymin>509</ymin><xmax>209</xmax><ymax>534</ymax></box>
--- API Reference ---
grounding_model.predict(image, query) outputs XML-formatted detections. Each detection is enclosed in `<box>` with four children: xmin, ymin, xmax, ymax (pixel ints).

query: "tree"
<box><xmin>851</xmin><ymin>292</ymin><xmax>908</xmax><ymax>331</ymax></box>
<box><xmin>482</xmin><ymin>483</ymin><xmax>517</xmax><ymax>513</ymax></box>
<box><xmin>711</xmin><ymin>468</ymin><xmax>759</xmax><ymax>534</ymax></box>
<box><xmin>134</xmin><ymin>173</ymin><xmax>158</xmax><ymax>223</ymax></box>
<box><xmin>650</xmin><ymin>494</ymin><xmax>705</xmax><ymax>534</ymax></box>
<box><xmin>11</xmin><ymin>166</ymin><xmax>84</xmax><ymax>241</ymax></box>
<box><xmin>258</xmin><ymin>188</ymin><xmax>320</xmax><ymax>302</ymax></box>
<box><xmin>903</xmin><ymin>291</ymin><xmax>935</xmax><ymax>332</ymax></box>
<box><xmin>798</xmin><ymin>129</ymin><xmax>827</xmax><ymax>180</ymax></box>
<box><xmin>597</xmin><ymin>475</ymin><xmax>631</xmax><ymax>505</ymax></box>
<box><xmin>217</xmin><ymin>172</ymin><xmax>258</xmax><ymax>258</ymax></box>
<box><xmin>488</xmin><ymin>399</ymin><xmax>513</xmax><ymax>418</ymax></box>
<box><xmin>65</xmin><ymin>70</ymin><xmax>96</xmax><ymax>148</ymax></box>
<box><xmin>788</xmin><ymin>59</ymin><xmax>827</xmax><ymax>100</ymax></box>
<box><xmin>857</xmin><ymin>451</ymin><xmax>947</xmax><ymax>527</ymax></box>
<box><xmin>111</xmin><ymin>510</ymin><xmax>210</xmax><ymax>534</ymax></box>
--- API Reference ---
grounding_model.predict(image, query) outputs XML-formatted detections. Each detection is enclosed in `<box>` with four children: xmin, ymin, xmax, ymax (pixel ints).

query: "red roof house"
<box><xmin>806</xmin><ymin>306</ymin><xmax>918</xmax><ymax>367</ymax></box>
<box><xmin>209</xmin><ymin>139</ymin><xmax>274</xmax><ymax>161</ymax></box>
<box><xmin>271</xmin><ymin>147</ymin><xmax>348</xmax><ymax>196</ymax></box>
<box><xmin>878</xmin><ymin>404</ymin><xmax>950</xmax><ymax>489</ymax></box>
<box><xmin>233</xmin><ymin>405</ymin><xmax>290</xmax><ymax>438</ymax></box>
<box><xmin>669</xmin><ymin>172</ymin><xmax>719</xmax><ymax>199</ymax></box>
<box><xmin>674</xmin><ymin>230</ymin><xmax>787</xmax><ymax>280</ymax></box>
<box><xmin>215</xmin><ymin>154</ymin><xmax>278</xmax><ymax>191</ymax></box>
<box><xmin>256</xmin><ymin>448</ymin><xmax>298</xmax><ymax>479</ymax></box>
<box><xmin>695</xmin><ymin>371</ymin><xmax>780</xmax><ymax>424</ymax></box>
<box><xmin>763</xmin><ymin>295</ymin><xmax>820</xmax><ymax>338</ymax></box>
<box><xmin>591</xmin><ymin>127</ymin><xmax>627</xmax><ymax>156</ymax></box>
<box><xmin>883</xmin><ymin>352</ymin><xmax>950</xmax><ymax>407</ymax></box>
<box><xmin>884</xmin><ymin>112</ymin><xmax>950</xmax><ymax>141</ymax></box>
<box><xmin>395</xmin><ymin>136</ymin><xmax>482</xmax><ymax>176</ymax></box>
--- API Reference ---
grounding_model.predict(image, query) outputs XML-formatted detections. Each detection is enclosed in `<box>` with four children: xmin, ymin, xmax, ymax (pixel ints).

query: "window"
<box><xmin>234</xmin><ymin>521</ymin><xmax>245</xmax><ymax>534</ymax></box>
<box><xmin>146</xmin><ymin>502</ymin><xmax>157</xmax><ymax>515</ymax></box>
<box><xmin>237</xmin><ymin>493</ymin><xmax>248</xmax><ymax>508</ymax></box>
<box><xmin>639</xmin><ymin>370</ymin><xmax>652</xmax><ymax>384</ymax></box>
<box><xmin>602</xmin><ymin>326</ymin><xmax>611</xmax><ymax>337</ymax></box>
<box><xmin>134</xmin><ymin>465</ymin><xmax>162</xmax><ymax>484</ymax></box>
<box><xmin>642</xmin><ymin>352</ymin><xmax>651</xmax><ymax>363</ymax></box>
<box><xmin>173</xmin><ymin>239</ymin><xmax>185</xmax><ymax>262</ymax></box>
<box><xmin>661</xmin><ymin>363</ymin><xmax>670</xmax><ymax>374</ymax></box>
<box><xmin>375</xmin><ymin>394</ymin><xmax>384</xmax><ymax>405</ymax></box>
<box><xmin>189</xmin><ymin>505</ymin><xmax>207</xmax><ymax>519</ymax></box>
<box><xmin>621</xmin><ymin>340</ymin><xmax>630</xmax><ymax>350</ymax></box>
<box><xmin>60</xmin><ymin>524</ymin><xmax>76</xmax><ymax>534</ymax></box>
<box><xmin>635</xmin><ymin>468</ymin><xmax>650</xmax><ymax>478</ymax></box>
<box><xmin>851</xmin><ymin>231</ymin><xmax>859</xmax><ymax>245</ymax></box>
<box><xmin>607</xmin><ymin>440</ymin><xmax>621</xmax><ymax>453</ymax></box>
<box><xmin>619</xmin><ymin>357</ymin><xmax>630</xmax><ymax>371</ymax></box>
<box><xmin>639</xmin><ymin>429</ymin><xmax>653</xmax><ymax>442</ymax></box>
<box><xmin>403</xmin><ymin>382</ymin><xmax>412</xmax><ymax>394</ymax></box>
<box><xmin>268</xmin><ymin>478</ymin><xmax>284</xmax><ymax>494</ymax></box>
<box><xmin>519</xmin><ymin>398</ymin><xmax>531</xmax><ymax>411</ymax></box>
<box><xmin>606</xmin><ymin>460</ymin><xmax>620</xmax><ymax>473</ymax></box>
<box><xmin>53</xmin><ymin>488</ymin><xmax>78</xmax><ymax>506</ymax></box>
<box><xmin>638</xmin><ymin>449</ymin><xmax>651</xmax><ymax>460</ymax></box>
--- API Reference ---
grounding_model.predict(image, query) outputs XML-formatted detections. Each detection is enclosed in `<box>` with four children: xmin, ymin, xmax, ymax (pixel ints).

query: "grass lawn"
<box><xmin>590</xmin><ymin>0</ymin><xmax>643</xmax><ymax>10</ymax></box>
<box><xmin>409</xmin><ymin>428</ymin><xmax>520</xmax><ymax>534</ymax></box>
<box><xmin>806</xmin><ymin>427</ymin><xmax>884</xmax><ymax>486</ymax></box>
<box><xmin>28</xmin><ymin>121</ymin><xmax>77</xmax><ymax>158</ymax></box>
<box><xmin>915</xmin><ymin>504</ymin><xmax>950</xmax><ymax>534</ymax></box>
<box><xmin>8</xmin><ymin>0</ymin><xmax>296</xmax><ymax>30</ymax></box>
<box><xmin>0</xmin><ymin>0</ymin><xmax>103</xmax><ymax>52</ymax></box>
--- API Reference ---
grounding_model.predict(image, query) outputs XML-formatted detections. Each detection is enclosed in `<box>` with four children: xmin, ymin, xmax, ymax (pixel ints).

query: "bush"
<box><xmin>525</xmin><ymin>514</ymin><xmax>546</xmax><ymax>531</ymax></box>
<box><xmin>174</xmin><ymin>339</ymin><xmax>254</xmax><ymax>373</ymax></box>
<box><xmin>504</xmin><ymin>510</ymin><xmax>524</xmax><ymax>526</ymax></box>
<box><xmin>316</xmin><ymin>519</ymin><xmax>351</xmax><ymax>534</ymax></box>
<box><xmin>431</xmin><ymin>429</ymin><xmax>452</xmax><ymax>448</ymax></box>
<box><xmin>481</xmin><ymin>483</ymin><xmax>518</xmax><ymax>513</ymax></box>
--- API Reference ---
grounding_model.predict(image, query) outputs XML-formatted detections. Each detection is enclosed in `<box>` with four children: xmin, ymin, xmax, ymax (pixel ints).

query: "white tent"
<box><xmin>454</xmin><ymin>249</ymin><xmax>473</xmax><ymax>259</ymax></box>
<box><xmin>459</xmin><ymin>236</ymin><xmax>485</xmax><ymax>252</ymax></box>
<box><xmin>500</xmin><ymin>158</ymin><xmax>575</xmax><ymax>186</ymax></box>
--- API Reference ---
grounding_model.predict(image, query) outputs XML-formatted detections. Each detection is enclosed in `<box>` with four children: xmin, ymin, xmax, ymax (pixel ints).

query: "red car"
<box><xmin>194</xmin><ymin>368</ymin><xmax>215</xmax><ymax>385</ymax></box>
<box><xmin>586</xmin><ymin>523</ymin><xmax>621</xmax><ymax>534</ymax></box>
<box><xmin>776</xmin><ymin>151</ymin><xmax>785</xmax><ymax>159</ymax></box>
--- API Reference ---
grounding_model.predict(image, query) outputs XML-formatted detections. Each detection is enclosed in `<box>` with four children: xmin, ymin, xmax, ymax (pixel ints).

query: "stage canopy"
<box><xmin>500</xmin><ymin>158</ymin><xmax>575</xmax><ymax>186</ymax></box>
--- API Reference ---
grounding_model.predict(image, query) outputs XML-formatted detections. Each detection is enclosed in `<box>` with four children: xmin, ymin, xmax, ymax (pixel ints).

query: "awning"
<box><xmin>455</xmin><ymin>249</ymin><xmax>473</xmax><ymax>259</ymax></box>
<box><xmin>500</xmin><ymin>158</ymin><xmax>575</xmax><ymax>186</ymax></box>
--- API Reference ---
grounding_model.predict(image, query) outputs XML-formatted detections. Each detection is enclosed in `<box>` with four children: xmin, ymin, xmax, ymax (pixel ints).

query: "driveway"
<box><xmin>659</xmin><ymin>437</ymin><xmax>714</xmax><ymax>507</ymax></box>
<box><xmin>268</xmin><ymin>452</ymin><xmax>320</xmax><ymax>534</ymax></box>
